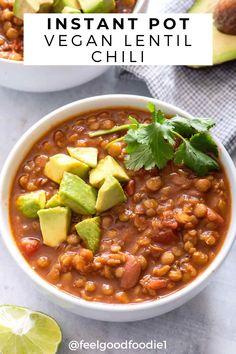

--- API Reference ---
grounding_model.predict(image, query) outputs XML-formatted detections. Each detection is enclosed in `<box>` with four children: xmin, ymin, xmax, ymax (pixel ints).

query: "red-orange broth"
<box><xmin>10</xmin><ymin>108</ymin><xmax>231</xmax><ymax>304</ymax></box>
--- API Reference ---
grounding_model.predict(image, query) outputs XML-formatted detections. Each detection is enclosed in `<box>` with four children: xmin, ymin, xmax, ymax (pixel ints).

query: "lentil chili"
<box><xmin>0</xmin><ymin>0</ymin><xmax>23</xmax><ymax>60</ymax></box>
<box><xmin>10</xmin><ymin>107</ymin><xmax>231</xmax><ymax>304</ymax></box>
<box><xmin>0</xmin><ymin>0</ymin><xmax>137</xmax><ymax>60</ymax></box>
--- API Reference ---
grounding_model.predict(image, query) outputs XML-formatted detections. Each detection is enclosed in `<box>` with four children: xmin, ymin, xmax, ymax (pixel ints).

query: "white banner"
<box><xmin>24</xmin><ymin>14</ymin><xmax>213</xmax><ymax>66</ymax></box>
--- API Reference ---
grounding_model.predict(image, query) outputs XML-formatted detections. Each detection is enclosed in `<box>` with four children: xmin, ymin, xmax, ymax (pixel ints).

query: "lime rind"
<box><xmin>0</xmin><ymin>305</ymin><xmax>62</xmax><ymax>354</ymax></box>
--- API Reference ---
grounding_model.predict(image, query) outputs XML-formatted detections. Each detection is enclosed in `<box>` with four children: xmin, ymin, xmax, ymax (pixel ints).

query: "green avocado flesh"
<box><xmin>44</xmin><ymin>153</ymin><xmax>89</xmax><ymax>184</ymax></box>
<box><xmin>79</xmin><ymin>0</ymin><xmax>115</xmax><ymax>13</ymax></box>
<box><xmin>62</xmin><ymin>6</ymin><xmax>81</xmax><ymax>13</ymax></box>
<box><xmin>14</xmin><ymin>0</ymin><xmax>116</xmax><ymax>18</ymax></box>
<box><xmin>188</xmin><ymin>0</ymin><xmax>236</xmax><ymax>65</ymax></box>
<box><xmin>96</xmin><ymin>176</ymin><xmax>127</xmax><ymax>213</ymax></box>
<box><xmin>13</xmin><ymin>0</ymin><xmax>54</xmax><ymax>19</ymax></box>
<box><xmin>38</xmin><ymin>207</ymin><xmax>71</xmax><ymax>247</ymax></box>
<box><xmin>46</xmin><ymin>193</ymin><xmax>64</xmax><ymax>208</ymax></box>
<box><xmin>16</xmin><ymin>190</ymin><xmax>46</xmax><ymax>218</ymax></box>
<box><xmin>59</xmin><ymin>172</ymin><xmax>97</xmax><ymax>215</ymax></box>
<box><xmin>75</xmin><ymin>217</ymin><xmax>101</xmax><ymax>253</ymax></box>
<box><xmin>89</xmin><ymin>156</ymin><xmax>129</xmax><ymax>188</ymax></box>
<box><xmin>53</xmin><ymin>0</ymin><xmax>80</xmax><ymax>13</ymax></box>
<box><xmin>67</xmin><ymin>147</ymin><xmax>98</xmax><ymax>168</ymax></box>
<box><xmin>15</xmin><ymin>149</ymin><xmax>130</xmax><ymax>251</ymax></box>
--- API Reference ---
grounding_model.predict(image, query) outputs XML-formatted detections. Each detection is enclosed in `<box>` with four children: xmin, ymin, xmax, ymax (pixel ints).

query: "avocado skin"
<box><xmin>59</xmin><ymin>172</ymin><xmax>97</xmax><ymax>215</ymax></box>
<box><xmin>75</xmin><ymin>217</ymin><xmax>101</xmax><ymax>253</ymax></box>
<box><xmin>38</xmin><ymin>207</ymin><xmax>71</xmax><ymax>247</ymax></box>
<box><xmin>16</xmin><ymin>190</ymin><xmax>46</xmax><ymax>218</ymax></box>
<box><xmin>188</xmin><ymin>0</ymin><xmax>236</xmax><ymax>66</ymax></box>
<box><xmin>96</xmin><ymin>176</ymin><xmax>127</xmax><ymax>213</ymax></box>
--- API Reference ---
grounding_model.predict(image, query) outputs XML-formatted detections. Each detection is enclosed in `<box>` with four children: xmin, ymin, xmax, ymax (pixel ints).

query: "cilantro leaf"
<box><xmin>167</xmin><ymin>116</ymin><xmax>194</xmax><ymax>137</ymax></box>
<box><xmin>167</xmin><ymin>116</ymin><xmax>215</xmax><ymax>136</ymax></box>
<box><xmin>148</xmin><ymin>126</ymin><xmax>174</xmax><ymax>169</ymax></box>
<box><xmin>190</xmin><ymin>117</ymin><xmax>215</xmax><ymax>132</ymax></box>
<box><xmin>174</xmin><ymin>141</ymin><xmax>219</xmax><ymax>176</ymax></box>
<box><xmin>190</xmin><ymin>132</ymin><xmax>218</xmax><ymax>157</ymax></box>
<box><xmin>128</xmin><ymin>116</ymin><xmax>139</xmax><ymax>130</ymax></box>
<box><xmin>146</xmin><ymin>102</ymin><xmax>156</xmax><ymax>115</ymax></box>
<box><xmin>155</xmin><ymin>110</ymin><xmax>166</xmax><ymax>124</ymax></box>
<box><xmin>125</xmin><ymin>144</ymin><xmax>156</xmax><ymax>170</ymax></box>
<box><xmin>147</xmin><ymin>102</ymin><xmax>166</xmax><ymax>123</ymax></box>
<box><xmin>124</xmin><ymin>130</ymin><xmax>139</xmax><ymax>154</ymax></box>
<box><xmin>159</xmin><ymin>122</ymin><xmax>176</xmax><ymax>145</ymax></box>
<box><xmin>91</xmin><ymin>102</ymin><xmax>219</xmax><ymax>177</ymax></box>
<box><xmin>135</xmin><ymin>123</ymin><xmax>175</xmax><ymax>146</ymax></box>
<box><xmin>132</xmin><ymin>124</ymin><xmax>174</xmax><ymax>169</ymax></box>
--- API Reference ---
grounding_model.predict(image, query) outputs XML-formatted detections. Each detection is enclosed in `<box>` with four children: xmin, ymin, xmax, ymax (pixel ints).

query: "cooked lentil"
<box><xmin>10</xmin><ymin>107</ymin><xmax>231</xmax><ymax>304</ymax></box>
<box><xmin>0</xmin><ymin>0</ymin><xmax>137</xmax><ymax>61</ymax></box>
<box><xmin>0</xmin><ymin>0</ymin><xmax>23</xmax><ymax>60</ymax></box>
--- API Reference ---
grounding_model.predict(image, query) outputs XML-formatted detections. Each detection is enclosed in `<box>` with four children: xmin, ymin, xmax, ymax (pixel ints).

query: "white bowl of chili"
<box><xmin>0</xmin><ymin>0</ymin><xmax>148</xmax><ymax>92</ymax></box>
<box><xmin>0</xmin><ymin>94</ymin><xmax>235</xmax><ymax>322</ymax></box>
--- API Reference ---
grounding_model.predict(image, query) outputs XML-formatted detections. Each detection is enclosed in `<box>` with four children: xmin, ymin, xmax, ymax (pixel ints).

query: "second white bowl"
<box><xmin>0</xmin><ymin>0</ymin><xmax>148</xmax><ymax>92</ymax></box>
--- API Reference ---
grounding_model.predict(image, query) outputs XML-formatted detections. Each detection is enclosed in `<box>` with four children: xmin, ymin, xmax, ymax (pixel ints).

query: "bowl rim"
<box><xmin>0</xmin><ymin>0</ymin><xmax>148</xmax><ymax>66</ymax></box>
<box><xmin>0</xmin><ymin>94</ymin><xmax>236</xmax><ymax>314</ymax></box>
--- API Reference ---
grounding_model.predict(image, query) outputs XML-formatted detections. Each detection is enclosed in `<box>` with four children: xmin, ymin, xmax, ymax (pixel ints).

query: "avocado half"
<box><xmin>188</xmin><ymin>0</ymin><xmax>236</xmax><ymax>65</ymax></box>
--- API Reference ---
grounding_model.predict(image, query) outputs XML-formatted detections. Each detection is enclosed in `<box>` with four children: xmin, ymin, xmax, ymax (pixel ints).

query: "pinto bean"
<box><xmin>120</xmin><ymin>255</ymin><xmax>141</xmax><ymax>289</ymax></box>
<box><xmin>153</xmin><ymin>228</ymin><xmax>177</xmax><ymax>244</ymax></box>
<box><xmin>125</xmin><ymin>180</ymin><xmax>135</xmax><ymax>196</ymax></box>
<box><xmin>206</xmin><ymin>208</ymin><xmax>224</xmax><ymax>224</ymax></box>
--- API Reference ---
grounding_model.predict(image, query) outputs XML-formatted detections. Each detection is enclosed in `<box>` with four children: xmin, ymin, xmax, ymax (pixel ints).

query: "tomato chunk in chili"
<box><xmin>10</xmin><ymin>107</ymin><xmax>231</xmax><ymax>304</ymax></box>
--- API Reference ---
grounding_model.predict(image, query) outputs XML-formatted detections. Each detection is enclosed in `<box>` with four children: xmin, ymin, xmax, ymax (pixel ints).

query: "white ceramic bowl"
<box><xmin>0</xmin><ymin>94</ymin><xmax>236</xmax><ymax>322</ymax></box>
<box><xmin>0</xmin><ymin>0</ymin><xmax>148</xmax><ymax>92</ymax></box>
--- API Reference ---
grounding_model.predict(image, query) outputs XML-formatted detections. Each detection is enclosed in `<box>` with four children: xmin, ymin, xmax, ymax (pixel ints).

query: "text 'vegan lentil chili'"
<box><xmin>10</xmin><ymin>108</ymin><xmax>231</xmax><ymax>304</ymax></box>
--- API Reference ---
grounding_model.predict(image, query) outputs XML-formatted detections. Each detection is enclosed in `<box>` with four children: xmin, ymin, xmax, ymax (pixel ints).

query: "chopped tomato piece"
<box><xmin>20</xmin><ymin>238</ymin><xmax>41</xmax><ymax>256</ymax></box>
<box><xmin>140</xmin><ymin>275</ymin><xmax>167</xmax><ymax>290</ymax></box>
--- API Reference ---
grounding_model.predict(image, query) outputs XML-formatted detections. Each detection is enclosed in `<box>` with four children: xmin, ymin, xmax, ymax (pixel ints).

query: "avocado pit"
<box><xmin>214</xmin><ymin>0</ymin><xmax>236</xmax><ymax>35</ymax></box>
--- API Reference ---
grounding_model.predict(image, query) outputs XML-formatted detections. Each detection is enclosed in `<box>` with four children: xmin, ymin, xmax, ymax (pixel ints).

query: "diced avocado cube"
<box><xmin>89</xmin><ymin>156</ymin><xmax>129</xmax><ymax>188</ymax></box>
<box><xmin>59</xmin><ymin>172</ymin><xmax>97</xmax><ymax>215</ymax></box>
<box><xmin>46</xmin><ymin>193</ymin><xmax>64</xmax><ymax>208</ymax></box>
<box><xmin>16</xmin><ymin>190</ymin><xmax>46</xmax><ymax>218</ymax></box>
<box><xmin>38</xmin><ymin>207</ymin><xmax>71</xmax><ymax>247</ymax></box>
<box><xmin>79</xmin><ymin>0</ymin><xmax>115</xmax><ymax>13</ymax></box>
<box><xmin>44</xmin><ymin>153</ymin><xmax>89</xmax><ymax>184</ymax></box>
<box><xmin>14</xmin><ymin>0</ymin><xmax>54</xmax><ymax>19</ymax></box>
<box><xmin>67</xmin><ymin>147</ymin><xmax>98</xmax><ymax>168</ymax></box>
<box><xmin>75</xmin><ymin>217</ymin><xmax>101</xmax><ymax>253</ymax></box>
<box><xmin>62</xmin><ymin>6</ymin><xmax>81</xmax><ymax>13</ymax></box>
<box><xmin>96</xmin><ymin>176</ymin><xmax>127</xmax><ymax>213</ymax></box>
<box><xmin>53</xmin><ymin>0</ymin><xmax>80</xmax><ymax>12</ymax></box>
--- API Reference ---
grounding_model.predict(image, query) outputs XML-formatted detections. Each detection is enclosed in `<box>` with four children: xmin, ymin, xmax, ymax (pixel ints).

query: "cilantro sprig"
<box><xmin>89</xmin><ymin>103</ymin><xmax>219</xmax><ymax>176</ymax></box>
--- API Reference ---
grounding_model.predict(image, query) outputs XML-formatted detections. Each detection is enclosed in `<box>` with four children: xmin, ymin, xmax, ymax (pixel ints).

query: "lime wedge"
<box><xmin>0</xmin><ymin>305</ymin><xmax>62</xmax><ymax>354</ymax></box>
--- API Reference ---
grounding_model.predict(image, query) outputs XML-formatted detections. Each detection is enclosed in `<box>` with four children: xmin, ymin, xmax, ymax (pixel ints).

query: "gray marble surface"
<box><xmin>0</xmin><ymin>68</ymin><xmax>236</xmax><ymax>354</ymax></box>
